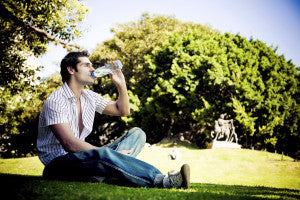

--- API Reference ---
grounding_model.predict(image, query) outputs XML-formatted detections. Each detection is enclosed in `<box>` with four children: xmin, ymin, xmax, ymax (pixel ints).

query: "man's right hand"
<box><xmin>118</xmin><ymin>148</ymin><xmax>133</xmax><ymax>156</ymax></box>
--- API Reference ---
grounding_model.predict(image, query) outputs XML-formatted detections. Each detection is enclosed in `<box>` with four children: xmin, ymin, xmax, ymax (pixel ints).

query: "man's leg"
<box><xmin>43</xmin><ymin>147</ymin><xmax>163</xmax><ymax>187</ymax></box>
<box><xmin>106</xmin><ymin>127</ymin><xmax>146</xmax><ymax>157</ymax></box>
<box><xmin>73</xmin><ymin>146</ymin><xmax>164</xmax><ymax>187</ymax></box>
<box><xmin>43</xmin><ymin>153</ymin><xmax>93</xmax><ymax>181</ymax></box>
<box><xmin>43</xmin><ymin>127</ymin><xmax>190</xmax><ymax>188</ymax></box>
<box><xmin>91</xmin><ymin>127</ymin><xmax>147</xmax><ymax>184</ymax></box>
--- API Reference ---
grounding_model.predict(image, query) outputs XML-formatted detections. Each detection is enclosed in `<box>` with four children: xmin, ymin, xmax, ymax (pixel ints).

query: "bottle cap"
<box><xmin>91</xmin><ymin>72</ymin><xmax>96</xmax><ymax>78</ymax></box>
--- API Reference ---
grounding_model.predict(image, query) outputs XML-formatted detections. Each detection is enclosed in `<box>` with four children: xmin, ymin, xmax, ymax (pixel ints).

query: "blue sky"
<box><xmin>39</xmin><ymin>0</ymin><xmax>300</xmax><ymax>77</ymax></box>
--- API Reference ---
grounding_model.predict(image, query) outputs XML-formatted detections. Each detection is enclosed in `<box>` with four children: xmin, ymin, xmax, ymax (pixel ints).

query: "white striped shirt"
<box><xmin>37</xmin><ymin>82</ymin><xmax>110</xmax><ymax>166</ymax></box>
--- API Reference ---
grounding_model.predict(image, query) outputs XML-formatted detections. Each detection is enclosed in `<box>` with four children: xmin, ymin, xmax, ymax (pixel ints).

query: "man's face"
<box><xmin>74</xmin><ymin>56</ymin><xmax>95</xmax><ymax>85</ymax></box>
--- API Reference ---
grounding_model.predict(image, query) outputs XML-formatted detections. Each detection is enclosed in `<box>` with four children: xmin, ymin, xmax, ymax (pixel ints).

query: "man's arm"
<box><xmin>102</xmin><ymin>69</ymin><xmax>130</xmax><ymax>116</ymax></box>
<box><xmin>51</xmin><ymin>123</ymin><xmax>133</xmax><ymax>155</ymax></box>
<box><xmin>50</xmin><ymin>123</ymin><xmax>97</xmax><ymax>153</ymax></box>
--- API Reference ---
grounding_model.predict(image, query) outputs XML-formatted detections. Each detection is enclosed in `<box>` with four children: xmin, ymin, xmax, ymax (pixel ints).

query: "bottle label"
<box><xmin>92</xmin><ymin>60</ymin><xmax>123</xmax><ymax>78</ymax></box>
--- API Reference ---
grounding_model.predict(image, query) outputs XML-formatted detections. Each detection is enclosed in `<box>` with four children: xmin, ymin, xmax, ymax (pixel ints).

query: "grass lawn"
<box><xmin>0</xmin><ymin>146</ymin><xmax>299</xmax><ymax>200</ymax></box>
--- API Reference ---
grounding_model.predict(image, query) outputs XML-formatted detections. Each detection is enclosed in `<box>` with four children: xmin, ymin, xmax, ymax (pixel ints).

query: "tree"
<box><xmin>91</xmin><ymin>14</ymin><xmax>299</xmax><ymax>158</ymax></box>
<box><xmin>88</xmin><ymin>13</ymin><xmax>213</xmax><ymax>144</ymax></box>
<box><xmin>0</xmin><ymin>0</ymin><xmax>88</xmax><ymax>93</ymax></box>
<box><xmin>140</xmin><ymin>30</ymin><xmax>299</xmax><ymax>156</ymax></box>
<box><xmin>0</xmin><ymin>0</ymin><xmax>89</xmax><ymax>157</ymax></box>
<box><xmin>0</xmin><ymin>73</ymin><xmax>62</xmax><ymax>157</ymax></box>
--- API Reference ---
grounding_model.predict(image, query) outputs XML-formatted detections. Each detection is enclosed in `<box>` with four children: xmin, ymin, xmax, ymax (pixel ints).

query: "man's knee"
<box><xmin>130</xmin><ymin>127</ymin><xmax>146</xmax><ymax>143</ymax></box>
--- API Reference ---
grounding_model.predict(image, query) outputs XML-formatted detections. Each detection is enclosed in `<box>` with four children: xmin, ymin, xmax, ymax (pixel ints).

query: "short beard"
<box><xmin>76</xmin><ymin>77</ymin><xmax>94</xmax><ymax>86</ymax></box>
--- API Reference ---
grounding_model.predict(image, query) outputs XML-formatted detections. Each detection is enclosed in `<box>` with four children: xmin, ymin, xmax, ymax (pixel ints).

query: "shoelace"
<box><xmin>168</xmin><ymin>171</ymin><xmax>182</xmax><ymax>187</ymax></box>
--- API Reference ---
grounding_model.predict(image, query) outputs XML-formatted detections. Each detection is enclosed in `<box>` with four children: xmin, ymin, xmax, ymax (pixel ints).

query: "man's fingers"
<box><xmin>118</xmin><ymin>148</ymin><xmax>133</xmax><ymax>155</ymax></box>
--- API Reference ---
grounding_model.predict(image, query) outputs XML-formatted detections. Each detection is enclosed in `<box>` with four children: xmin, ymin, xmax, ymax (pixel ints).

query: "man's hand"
<box><xmin>103</xmin><ymin>68</ymin><xmax>130</xmax><ymax>117</ymax></box>
<box><xmin>118</xmin><ymin>148</ymin><xmax>133</xmax><ymax>156</ymax></box>
<box><xmin>108</xmin><ymin>69</ymin><xmax>126</xmax><ymax>87</ymax></box>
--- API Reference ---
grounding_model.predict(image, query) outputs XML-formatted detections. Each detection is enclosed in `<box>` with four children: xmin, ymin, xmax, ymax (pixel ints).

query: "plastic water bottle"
<box><xmin>91</xmin><ymin>60</ymin><xmax>123</xmax><ymax>78</ymax></box>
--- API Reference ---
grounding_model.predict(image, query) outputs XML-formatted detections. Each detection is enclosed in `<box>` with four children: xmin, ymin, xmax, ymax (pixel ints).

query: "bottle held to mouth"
<box><xmin>91</xmin><ymin>60</ymin><xmax>123</xmax><ymax>78</ymax></box>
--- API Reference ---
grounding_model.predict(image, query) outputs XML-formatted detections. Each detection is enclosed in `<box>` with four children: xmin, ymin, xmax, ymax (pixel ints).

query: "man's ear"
<box><xmin>67</xmin><ymin>66</ymin><xmax>75</xmax><ymax>74</ymax></box>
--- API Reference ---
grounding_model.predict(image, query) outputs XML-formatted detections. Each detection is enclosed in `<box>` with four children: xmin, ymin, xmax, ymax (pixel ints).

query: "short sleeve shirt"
<box><xmin>37</xmin><ymin>82</ymin><xmax>110</xmax><ymax>166</ymax></box>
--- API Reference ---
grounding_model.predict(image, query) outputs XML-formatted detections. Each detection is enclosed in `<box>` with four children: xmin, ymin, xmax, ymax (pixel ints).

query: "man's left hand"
<box><xmin>109</xmin><ymin>69</ymin><xmax>126</xmax><ymax>86</ymax></box>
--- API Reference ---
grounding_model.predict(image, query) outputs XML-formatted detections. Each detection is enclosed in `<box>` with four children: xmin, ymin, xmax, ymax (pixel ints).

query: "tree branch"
<box><xmin>24</xmin><ymin>22</ymin><xmax>86</xmax><ymax>51</ymax></box>
<box><xmin>0</xmin><ymin>3</ymin><xmax>86</xmax><ymax>51</ymax></box>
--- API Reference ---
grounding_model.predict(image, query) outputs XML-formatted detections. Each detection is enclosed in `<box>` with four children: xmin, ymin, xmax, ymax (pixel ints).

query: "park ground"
<box><xmin>0</xmin><ymin>145</ymin><xmax>299</xmax><ymax>200</ymax></box>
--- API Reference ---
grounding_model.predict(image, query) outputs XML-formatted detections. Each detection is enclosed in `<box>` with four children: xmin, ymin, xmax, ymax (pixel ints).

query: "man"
<box><xmin>37</xmin><ymin>52</ymin><xmax>190</xmax><ymax>188</ymax></box>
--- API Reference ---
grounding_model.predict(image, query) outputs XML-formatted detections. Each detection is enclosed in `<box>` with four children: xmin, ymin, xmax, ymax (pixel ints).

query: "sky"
<box><xmin>39</xmin><ymin>0</ymin><xmax>300</xmax><ymax>77</ymax></box>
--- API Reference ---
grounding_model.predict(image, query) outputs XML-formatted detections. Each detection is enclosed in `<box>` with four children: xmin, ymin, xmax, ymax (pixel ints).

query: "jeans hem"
<box><xmin>101</xmin><ymin>160</ymin><xmax>153</xmax><ymax>186</ymax></box>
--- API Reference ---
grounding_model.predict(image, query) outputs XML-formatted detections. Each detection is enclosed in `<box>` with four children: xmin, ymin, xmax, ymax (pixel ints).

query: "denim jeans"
<box><xmin>43</xmin><ymin>127</ymin><xmax>163</xmax><ymax>187</ymax></box>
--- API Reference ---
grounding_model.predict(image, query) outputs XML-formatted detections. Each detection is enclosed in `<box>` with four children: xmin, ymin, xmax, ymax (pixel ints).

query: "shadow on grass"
<box><xmin>1</xmin><ymin>173</ymin><xmax>299</xmax><ymax>200</ymax></box>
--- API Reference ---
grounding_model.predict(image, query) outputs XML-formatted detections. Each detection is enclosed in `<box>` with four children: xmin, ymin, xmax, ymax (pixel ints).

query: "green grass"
<box><xmin>0</xmin><ymin>147</ymin><xmax>299</xmax><ymax>200</ymax></box>
<box><xmin>137</xmin><ymin>147</ymin><xmax>300</xmax><ymax>190</ymax></box>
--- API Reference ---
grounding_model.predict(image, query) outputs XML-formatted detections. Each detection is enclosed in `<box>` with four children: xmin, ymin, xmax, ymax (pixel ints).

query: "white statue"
<box><xmin>211</xmin><ymin>114</ymin><xmax>238</xmax><ymax>143</ymax></box>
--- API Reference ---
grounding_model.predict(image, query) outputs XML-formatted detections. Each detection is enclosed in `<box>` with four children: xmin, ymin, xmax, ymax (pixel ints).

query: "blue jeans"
<box><xmin>43</xmin><ymin>127</ymin><xmax>163</xmax><ymax>187</ymax></box>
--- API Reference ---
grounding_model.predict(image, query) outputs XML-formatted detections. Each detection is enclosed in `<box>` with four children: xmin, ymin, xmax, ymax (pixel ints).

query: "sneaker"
<box><xmin>168</xmin><ymin>164</ymin><xmax>190</xmax><ymax>189</ymax></box>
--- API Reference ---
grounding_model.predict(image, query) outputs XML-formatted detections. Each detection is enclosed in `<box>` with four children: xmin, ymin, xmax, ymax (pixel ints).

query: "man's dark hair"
<box><xmin>60</xmin><ymin>51</ymin><xmax>90</xmax><ymax>83</ymax></box>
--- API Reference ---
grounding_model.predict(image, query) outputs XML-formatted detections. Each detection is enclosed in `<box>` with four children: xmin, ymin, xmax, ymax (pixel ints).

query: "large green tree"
<box><xmin>142</xmin><ymin>30</ymin><xmax>299</xmax><ymax>155</ymax></box>
<box><xmin>90</xmin><ymin>14</ymin><xmax>299</xmax><ymax>157</ymax></box>
<box><xmin>88</xmin><ymin>13</ymin><xmax>213</xmax><ymax>145</ymax></box>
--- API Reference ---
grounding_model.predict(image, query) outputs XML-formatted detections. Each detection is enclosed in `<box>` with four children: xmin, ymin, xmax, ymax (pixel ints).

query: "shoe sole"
<box><xmin>180</xmin><ymin>164</ymin><xmax>190</xmax><ymax>189</ymax></box>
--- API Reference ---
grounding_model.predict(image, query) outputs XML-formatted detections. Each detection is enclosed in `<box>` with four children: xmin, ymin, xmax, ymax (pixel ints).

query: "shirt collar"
<box><xmin>62</xmin><ymin>82</ymin><xmax>88</xmax><ymax>101</ymax></box>
<box><xmin>62</xmin><ymin>82</ymin><xmax>74</xmax><ymax>100</ymax></box>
